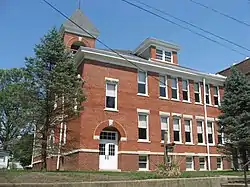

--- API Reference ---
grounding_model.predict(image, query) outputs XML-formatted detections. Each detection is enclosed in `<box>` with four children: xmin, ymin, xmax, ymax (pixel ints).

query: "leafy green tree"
<box><xmin>0</xmin><ymin>68</ymin><xmax>30</xmax><ymax>152</ymax></box>
<box><xmin>218</xmin><ymin>67</ymin><xmax>250</xmax><ymax>170</ymax></box>
<box><xmin>13</xmin><ymin>133</ymin><xmax>34</xmax><ymax>167</ymax></box>
<box><xmin>25</xmin><ymin>28</ymin><xmax>85</xmax><ymax>170</ymax></box>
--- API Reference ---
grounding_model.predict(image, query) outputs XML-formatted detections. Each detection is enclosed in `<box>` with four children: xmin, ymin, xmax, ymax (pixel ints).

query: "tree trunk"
<box><xmin>232</xmin><ymin>147</ymin><xmax>239</xmax><ymax>171</ymax></box>
<box><xmin>41</xmin><ymin>124</ymin><xmax>48</xmax><ymax>171</ymax></box>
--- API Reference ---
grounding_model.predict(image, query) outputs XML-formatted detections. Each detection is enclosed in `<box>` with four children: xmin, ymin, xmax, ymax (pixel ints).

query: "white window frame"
<box><xmin>173</xmin><ymin>117</ymin><xmax>182</xmax><ymax>143</ymax></box>
<box><xmin>160</xmin><ymin>114</ymin><xmax>170</xmax><ymax>143</ymax></box>
<box><xmin>137</xmin><ymin>71</ymin><xmax>148</xmax><ymax>96</ymax></box>
<box><xmin>155</xmin><ymin>48</ymin><xmax>173</xmax><ymax>63</ymax></box>
<box><xmin>216</xmin><ymin>157</ymin><xmax>223</xmax><ymax>170</ymax></box>
<box><xmin>217</xmin><ymin>124</ymin><xmax>225</xmax><ymax>145</ymax></box>
<box><xmin>199</xmin><ymin>157</ymin><xmax>207</xmax><ymax>171</ymax></box>
<box><xmin>184</xmin><ymin>118</ymin><xmax>193</xmax><ymax>144</ymax></box>
<box><xmin>213</xmin><ymin>86</ymin><xmax>220</xmax><ymax>106</ymax></box>
<box><xmin>171</xmin><ymin>77</ymin><xmax>179</xmax><ymax>100</ymax></box>
<box><xmin>138</xmin><ymin>155</ymin><xmax>149</xmax><ymax>171</ymax></box>
<box><xmin>205</xmin><ymin>84</ymin><xmax>211</xmax><ymax>105</ymax></box>
<box><xmin>182</xmin><ymin>79</ymin><xmax>190</xmax><ymax>102</ymax></box>
<box><xmin>105</xmin><ymin>78</ymin><xmax>119</xmax><ymax>111</ymax></box>
<box><xmin>63</xmin><ymin>123</ymin><xmax>67</xmax><ymax>145</ymax></box>
<box><xmin>137</xmin><ymin>111</ymin><xmax>149</xmax><ymax>142</ymax></box>
<box><xmin>186</xmin><ymin>156</ymin><xmax>194</xmax><ymax>171</ymax></box>
<box><xmin>194</xmin><ymin>82</ymin><xmax>202</xmax><ymax>104</ymax></box>
<box><xmin>159</xmin><ymin>75</ymin><xmax>168</xmax><ymax>98</ymax></box>
<box><xmin>197</xmin><ymin>120</ymin><xmax>205</xmax><ymax>145</ymax></box>
<box><xmin>207</xmin><ymin>121</ymin><xmax>215</xmax><ymax>145</ymax></box>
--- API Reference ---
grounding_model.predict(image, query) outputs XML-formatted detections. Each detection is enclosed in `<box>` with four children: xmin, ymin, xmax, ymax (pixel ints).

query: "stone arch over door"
<box><xmin>93</xmin><ymin>120</ymin><xmax>127</xmax><ymax>141</ymax></box>
<box><xmin>66</xmin><ymin>36</ymin><xmax>91</xmax><ymax>49</ymax></box>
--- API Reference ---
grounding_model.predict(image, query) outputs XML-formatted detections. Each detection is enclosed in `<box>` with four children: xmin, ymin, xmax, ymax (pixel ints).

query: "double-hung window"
<box><xmin>159</xmin><ymin>75</ymin><xmax>167</xmax><ymax>98</ymax></box>
<box><xmin>161</xmin><ymin>116</ymin><xmax>169</xmax><ymax>142</ymax></box>
<box><xmin>207</xmin><ymin>121</ymin><xmax>214</xmax><ymax>144</ymax></box>
<box><xmin>106</xmin><ymin>81</ymin><xmax>117</xmax><ymax>110</ymax></box>
<box><xmin>197</xmin><ymin>121</ymin><xmax>204</xmax><ymax>144</ymax></box>
<box><xmin>184</xmin><ymin>119</ymin><xmax>192</xmax><ymax>143</ymax></box>
<box><xmin>186</xmin><ymin>157</ymin><xmax>194</xmax><ymax>170</ymax></box>
<box><xmin>217</xmin><ymin>125</ymin><xmax>224</xmax><ymax>145</ymax></box>
<box><xmin>138</xmin><ymin>113</ymin><xmax>148</xmax><ymax>141</ymax></box>
<box><xmin>194</xmin><ymin>82</ymin><xmax>201</xmax><ymax>103</ymax></box>
<box><xmin>139</xmin><ymin>155</ymin><xmax>148</xmax><ymax>170</ymax></box>
<box><xmin>171</xmin><ymin>77</ymin><xmax>178</xmax><ymax>100</ymax></box>
<box><xmin>213</xmin><ymin>86</ymin><xmax>220</xmax><ymax>106</ymax></box>
<box><xmin>199</xmin><ymin>157</ymin><xmax>207</xmax><ymax>170</ymax></box>
<box><xmin>138</xmin><ymin>71</ymin><xmax>147</xmax><ymax>95</ymax></box>
<box><xmin>173</xmin><ymin>118</ymin><xmax>181</xmax><ymax>142</ymax></box>
<box><xmin>182</xmin><ymin>80</ymin><xmax>189</xmax><ymax>101</ymax></box>
<box><xmin>217</xmin><ymin>157</ymin><xmax>223</xmax><ymax>170</ymax></box>
<box><xmin>156</xmin><ymin>48</ymin><xmax>172</xmax><ymax>62</ymax></box>
<box><xmin>205</xmin><ymin>84</ymin><xmax>211</xmax><ymax>105</ymax></box>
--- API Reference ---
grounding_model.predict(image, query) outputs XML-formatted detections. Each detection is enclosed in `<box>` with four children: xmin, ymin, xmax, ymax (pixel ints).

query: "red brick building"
<box><xmin>33</xmin><ymin>9</ymin><xmax>231</xmax><ymax>171</ymax></box>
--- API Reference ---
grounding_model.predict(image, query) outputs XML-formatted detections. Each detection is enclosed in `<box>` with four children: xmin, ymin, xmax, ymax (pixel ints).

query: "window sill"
<box><xmin>138</xmin><ymin>168</ymin><xmax>149</xmax><ymax>171</ymax></box>
<box><xmin>104</xmin><ymin>108</ymin><xmax>119</xmax><ymax>112</ymax></box>
<box><xmin>206</xmin><ymin>104</ymin><xmax>213</xmax><ymax>107</ymax></box>
<box><xmin>137</xmin><ymin>140</ymin><xmax>151</xmax><ymax>143</ymax></box>
<box><xmin>186</xmin><ymin>169</ymin><xmax>195</xmax><ymax>171</ymax></box>
<box><xmin>159</xmin><ymin>96</ymin><xmax>168</xmax><ymax>100</ymax></box>
<box><xmin>195</xmin><ymin>102</ymin><xmax>203</xmax><ymax>105</ymax></box>
<box><xmin>161</xmin><ymin>140</ymin><xmax>170</xmax><ymax>144</ymax></box>
<box><xmin>137</xmin><ymin>93</ymin><xmax>149</xmax><ymax>97</ymax></box>
<box><xmin>208</xmin><ymin>143</ymin><xmax>216</xmax><ymax>146</ymax></box>
<box><xmin>182</xmin><ymin>100</ymin><xmax>192</xmax><ymax>103</ymax></box>
<box><xmin>174</xmin><ymin>141</ymin><xmax>183</xmax><ymax>144</ymax></box>
<box><xmin>185</xmin><ymin>143</ymin><xmax>195</xmax><ymax>145</ymax></box>
<box><xmin>171</xmin><ymin>98</ymin><xmax>180</xmax><ymax>102</ymax></box>
<box><xmin>197</xmin><ymin>143</ymin><xmax>206</xmax><ymax>146</ymax></box>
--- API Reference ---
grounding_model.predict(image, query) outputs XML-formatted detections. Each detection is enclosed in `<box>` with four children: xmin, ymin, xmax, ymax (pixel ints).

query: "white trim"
<box><xmin>32</xmin><ymin>160</ymin><xmax>42</xmax><ymax>165</ymax></box>
<box><xmin>207</xmin><ymin>121</ymin><xmax>215</xmax><ymax>146</ymax></box>
<box><xmin>138</xmin><ymin>154</ymin><xmax>149</xmax><ymax>171</ymax></box>
<box><xmin>194</xmin><ymin>82</ymin><xmax>202</xmax><ymax>104</ymax></box>
<box><xmin>205</xmin><ymin>84</ymin><xmax>211</xmax><ymax>105</ymax></box>
<box><xmin>196</xmin><ymin>116</ymin><xmax>205</xmax><ymax>120</ymax></box>
<box><xmin>185</xmin><ymin>156</ymin><xmax>194</xmax><ymax>171</ymax></box>
<box><xmin>216</xmin><ymin>157</ymin><xmax>223</xmax><ymax>170</ymax></box>
<box><xmin>182</xmin><ymin>79</ymin><xmax>190</xmax><ymax>102</ymax></box>
<box><xmin>159</xmin><ymin>74</ymin><xmax>168</xmax><ymax>98</ymax></box>
<box><xmin>184</xmin><ymin>118</ymin><xmax>193</xmax><ymax>144</ymax></box>
<box><xmin>207</xmin><ymin>117</ymin><xmax>215</xmax><ymax>122</ymax></box>
<box><xmin>183</xmin><ymin>114</ymin><xmax>193</xmax><ymax>119</ymax></box>
<box><xmin>160</xmin><ymin>115</ymin><xmax>170</xmax><ymax>143</ymax></box>
<box><xmin>104</xmin><ymin>108</ymin><xmax>119</xmax><ymax>112</ymax></box>
<box><xmin>120</xmin><ymin>137</ymin><xmax>127</xmax><ymax>141</ymax></box>
<box><xmin>173</xmin><ymin>117</ymin><xmax>182</xmax><ymax>143</ymax></box>
<box><xmin>137</xmin><ymin>109</ymin><xmax>150</xmax><ymax>114</ymax></box>
<box><xmin>171</xmin><ymin>77</ymin><xmax>179</xmax><ymax>100</ymax></box>
<box><xmin>76</xmin><ymin>47</ymin><xmax>226</xmax><ymax>85</ymax></box>
<box><xmin>213</xmin><ymin>86</ymin><xmax>220</xmax><ymax>106</ymax></box>
<box><xmin>172</xmin><ymin>113</ymin><xmax>182</xmax><ymax>117</ymax></box>
<box><xmin>105</xmin><ymin>77</ymin><xmax>119</xmax><ymax>83</ymax></box>
<box><xmin>137</xmin><ymin>139</ymin><xmax>151</xmax><ymax>143</ymax></box>
<box><xmin>93</xmin><ymin>135</ymin><xmax>100</xmax><ymax>140</ymax></box>
<box><xmin>159</xmin><ymin>111</ymin><xmax>170</xmax><ymax>116</ymax></box>
<box><xmin>199</xmin><ymin>157</ymin><xmax>207</xmax><ymax>171</ymax></box>
<box><xmin>105</xmin><ymin>80</ymin><xmax>118</xmax><ymax>111</ymax></box>
<box><xmin>155</xmin><ymin>47</ymin><xmax>173</xmax><ymax>63</ymax></box>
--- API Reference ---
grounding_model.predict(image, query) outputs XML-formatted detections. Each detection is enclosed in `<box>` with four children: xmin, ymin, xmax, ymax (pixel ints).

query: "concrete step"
<box><xmin>228</xmin><ymin>177</ymin><xmax>250</xmax><ymax>183</ymax></box>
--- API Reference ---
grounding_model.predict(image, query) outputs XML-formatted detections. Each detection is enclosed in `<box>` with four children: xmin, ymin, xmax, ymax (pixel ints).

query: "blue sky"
<box><xmin>1</xmin><ymin>0</ymin><xmax>250</xmax><ymax>73</ymax></box>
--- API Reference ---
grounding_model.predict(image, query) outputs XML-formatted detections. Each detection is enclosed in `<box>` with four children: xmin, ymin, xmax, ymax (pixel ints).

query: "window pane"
<box><xmin>108</xmin><ymin>144</ymin><xmax>115</xmax><ymax>156</ymax></box>
<box><xmin>214</xmin><ymin>87</ymin><xmax>218</xmax><ymax>95</ymax></box>
<box><xmin>182</xmin><ymin>80</ymin><xmax>188</xmax><ymax>90</ymax></box>
<box><xmin>159</xmin><ymin>75</ymin><xmax>166</xmax><ymax>86</ymax></box>
<box><xmin>218</xmin><ymin>135</ymin><xmax>222</xmax><ymax>144</ymax></box>
<box><xmin>198</xmin><ymin>134</ymin><xmax>203</xmax><ymax>143</ymax></box>
<box><xmin>138</xmin><ymin>71</ymin><xmax>146</xmax><ymax>83</ymax></box>
<box><xmin>138</xmin><ymin>83</ymin><xmax>146</xmax><ymax>94</ymax></box>
<box><xmin>174</xmin><ymin>131</ymin><xmax>180</xmax><ymax>141</ymax></box>
<box><xmin>185</xmin><ymin>132</ymin><xmax>191</xmax><ymax>142</ymax></box>
<box><xmin>185</xmin><ymin>120</ymin><xmax>191</xmax><ymax>132</ymax></box>
<box><xmin>214</xmin><ymin>96</ymin><xmax>219</xmax><ymax>105</ymax></box>
<box><xmin>171</xmin><ymin>78</ymin><xmax>177</xmax><ymax>88</ymax></box>
<box><xmin>106</xmin><ymin>83</ymin><xmax>115</xmax><ymax>97</ymax></box>
<box><xmin>186</xmin><ymin>157</ymin><xmax>193</xmax><ymax>169</ymax></box>
<box><xmin>156</xmin><ymin>49</ymin><xmax>163</xmax><ymax>60</ymax></box>
<box><xmin>197</xmin><ymin>121</ymin><xmax>203</xmax><ymax>133</ymax></box>
<box><xmin>161</xmin><ymin>130</ymin><xmax>166</xmax><ymax>141</ymax></box>
<box><xmin>99</xmin><ymin>144</ymin><xmax>105</xmax><ymax>155</ymax></box>
<box><xmin>139</xmin><ymin>155</ymin><xmax>147</xmax><ymax>162</ymax></box>
<box><xmin>161</xmin><ymin>117</ymin><xmax>168</xmax><ymax>129</ymax></box>
<box><xmin>199</xmin><ymin>158</ymin><xmax>206</xmax><ymax>169</ymax></box>
<box><xmin>208</xmin><ymin>134</ymin><xmax>213</xmax><ymax>144</ymax></box>
<box><xmin>207</xmin><ymin>122</ymin><xmax>212</xmax><ymax>133</ymax></box>
<box><xmin>183</xmin><ymin>91</ymin><xmax>188</xmax><ymax>101</ymax></box>
<box><xmin>206</xmin><ymin>95</ymin><xmax>210</xmax><ymax>104</ymax></box>
<box><xmin>205</xmin><ymin>84</ymin><xmax>209</xmax><ymax>94</ymax></box>
<box><xmin>195</xmin><ymin>93</ymin><xmax>200</xmax><ymax>103</ymax></box>
<box><xmin>172</xmin><ymin>89</ymin><xmax>177</xmax><ymax>99</ymax></box>
<box><xmin>138</xmin><ymin>115</ymin><xmax>147</xmax><ymax>128</ymax></box>
<box><xmin>173</xmin><ymin>119</ymin><xmax>180</xmax><ymax>130</ymax></box>
<box><xmin>139</xmin><ymin>128</ymin><xmax>147</xmax><ymax>139</ymax></box>
<box><xmin>106</xmin><ymin>96</ymin><xmax>115</xmax><ymax>108</ymax></box>
<box><xmin>160</xmin><ymin>87</ymin><xmax>166</xmax><ymax>97</ymax></box>
<box><xmin>139</xmin><ymin>163</ymin><xmax>147</xmax><ymax>168</ymax></box>
<box><xmin>194</xmin><ymin>83</ymin><xmax>199</xmax><ymax>92</ymax></box>
<box><xmin>217</xmin><ymin>158</ymin><xmax>222</xmax><ymax>169</ymax></box>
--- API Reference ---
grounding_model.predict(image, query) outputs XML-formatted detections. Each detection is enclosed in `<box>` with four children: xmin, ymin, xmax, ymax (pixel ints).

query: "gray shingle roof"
<box><xmin>61</xmin><ymin>9</ymin><xmax>99</xmax><ymax>38</ymax></box>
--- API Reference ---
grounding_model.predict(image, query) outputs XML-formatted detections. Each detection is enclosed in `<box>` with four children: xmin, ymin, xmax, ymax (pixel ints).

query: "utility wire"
<box><xmin>120</xmin><ymin>0</ymin><xmax>248</xmax><ymax>57</ymax></box>
<box><xmin>133</xmin><ymin>0</ymin><xmax>250</xmax><ymax>53</ymax></box>
<box><xmin>187</xmin><ymin>0</ymin><xmax>250</xmax><ymax>28</ymax></box>
<box><xmin>41</xmin><ymin>0</ymin><xmax>221</xmax><ymax>103</ymax></box>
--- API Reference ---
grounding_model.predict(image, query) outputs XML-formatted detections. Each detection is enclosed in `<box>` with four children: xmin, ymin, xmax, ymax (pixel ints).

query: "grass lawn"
<box><xmin>0</xmin><ymin>170</ymin><xmax>249</xmax><ymax>183</ymax></box>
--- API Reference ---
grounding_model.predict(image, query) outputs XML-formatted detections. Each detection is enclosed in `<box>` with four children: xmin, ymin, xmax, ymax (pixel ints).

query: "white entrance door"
<box><xmin>99</xmin><ymin>131</ymin><xmax>118</xmax><ymax>170</ymax></box>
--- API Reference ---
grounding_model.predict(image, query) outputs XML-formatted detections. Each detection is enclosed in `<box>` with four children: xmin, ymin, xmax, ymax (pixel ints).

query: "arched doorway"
<box><xmin>99</xmin><ymin>126</ymin><xmax>120</xmax><ymax>170</ymax></box>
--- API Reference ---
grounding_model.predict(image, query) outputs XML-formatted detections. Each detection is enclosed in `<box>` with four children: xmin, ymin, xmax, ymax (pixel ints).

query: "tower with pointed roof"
<box><xmin>60</xmin><ymin>8</ymin><xmax>99</xmax><ymax>53</ymax></box>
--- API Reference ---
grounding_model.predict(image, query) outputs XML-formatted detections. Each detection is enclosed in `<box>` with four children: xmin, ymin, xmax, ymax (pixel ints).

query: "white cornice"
<box><xmin>75</xmin><ymin>47</ymin><xmax>226</xmax><ymax>85</ymax></box>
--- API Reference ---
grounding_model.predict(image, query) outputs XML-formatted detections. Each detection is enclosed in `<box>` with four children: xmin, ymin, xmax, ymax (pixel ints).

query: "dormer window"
<box><xmin>156</xmin><ymin>48</ymin><xmax>172</xmax><ymax>63</ymax></box>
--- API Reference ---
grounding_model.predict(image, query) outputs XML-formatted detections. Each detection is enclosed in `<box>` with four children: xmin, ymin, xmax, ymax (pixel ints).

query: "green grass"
<box><xmin>0</xmin><ymin>170</ymin><xmax>249</xmax><ymax>183</ymax></box>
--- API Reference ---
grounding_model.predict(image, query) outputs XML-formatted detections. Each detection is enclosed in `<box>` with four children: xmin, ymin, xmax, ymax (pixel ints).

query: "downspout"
<box><xmin>203</xmin><ymin>78</ymin><xmax>211</xmax><ymax>171</ymax></box>
<box><xmin>56</xmin><ymin>122</ymin><xmax>63</xmax><ymax>170</ymax></box>
<box><xmin>31</xmin><ymin>124</ymin><xmax>36</xmax><ymax>167</ymax></box>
